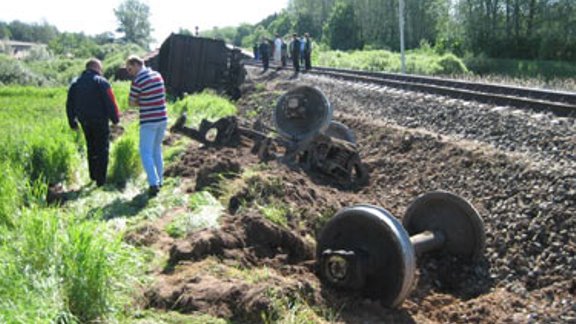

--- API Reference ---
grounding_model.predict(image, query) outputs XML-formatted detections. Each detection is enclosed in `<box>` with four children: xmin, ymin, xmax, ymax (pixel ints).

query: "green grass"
<box><xmin>109</xmin><ymin>123</ymin><xmax>142</xmax><ymax>187</ymax></box>
<box><xmin>316</xmin><ymin>49</ymin><xmax>468</xmax><ymax>75</ymax></box>
<box><xmin>0</xmin><ymin>207</ymin><xmax>144</xmax><ymax>323</ymax></box>
<box><xmin>170</xmin><ymin>89</ymin><xmax>238</xmax><ymax>127</ymax></box>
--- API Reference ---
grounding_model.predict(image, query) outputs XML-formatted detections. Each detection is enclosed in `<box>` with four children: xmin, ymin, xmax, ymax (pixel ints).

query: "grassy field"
<box><xmin>0</xmin><ymin>84</ymin><xmax>241</xmax><ymax>323</ymax></box>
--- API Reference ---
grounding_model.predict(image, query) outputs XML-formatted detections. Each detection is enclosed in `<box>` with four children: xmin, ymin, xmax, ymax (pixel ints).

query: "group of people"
<box><xmin>67</xmin><ymin>34</ymin><xmax>313</xmax><ymax>197</ymax></box>
<box><xmin>66</xmin><ymin>55</ymin><xmax>167</xmax><ymax>196</ymax></box>
<box><xmin>255</xmin><ymin>33</ymin><xmax>312</xmax><ymax>74</ymax></box>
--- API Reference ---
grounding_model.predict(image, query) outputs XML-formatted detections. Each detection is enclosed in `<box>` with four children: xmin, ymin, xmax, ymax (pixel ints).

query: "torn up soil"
<box><xmin>133</xmin><ymin>70</ymin><xmax>575</xmax><ymax>323</ymax></box>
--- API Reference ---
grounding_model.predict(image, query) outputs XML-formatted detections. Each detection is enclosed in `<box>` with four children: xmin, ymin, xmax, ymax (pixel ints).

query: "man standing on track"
<box><xmin>259</xmin><ymin>37</ymin><xmax>270</xmax><ymax>72</ymax></box>
<box><xmin>66</xmin><ymin>58</ymin><xmax>120</xmax><ymax>187</ymax></box>
<box><xmin>273</xmin><ymin>33</ymin><xmax>282</xmax><ymax>65</ymax></box>
<box><xmin>303</xmin><ymin>33</ymin><xmax>312</xmax><ymax>71</ymax></box>
<box><xmin>126</xmin><ymin>55</ymin><xmax>168</xmax><ymax>196</ymax></box>
<box><xmin>290</xmin><ymin>33</ymin><xmax>301</xmax><ymax>74</ymax></box>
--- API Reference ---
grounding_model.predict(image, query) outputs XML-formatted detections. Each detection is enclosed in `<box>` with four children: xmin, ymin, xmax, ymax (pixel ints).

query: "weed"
<box><xmin>109</xmin><ymin>123</ymin><xmax>142</xmax><ymax>187</ymax></box>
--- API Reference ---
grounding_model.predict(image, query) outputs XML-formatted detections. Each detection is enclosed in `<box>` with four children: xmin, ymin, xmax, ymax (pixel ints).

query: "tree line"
<box><xmin>0</xmin><ymin>0</ymin><xmax>152</xmax><ymax>57</ymax></box>
<box><xmin>2</xmin><ymin>0</ymin><xmax>575</xmax><ymax>62</ymax></box>
<box><xmin>261</xmin><ymin>0</ymin><xmax>575</xmax><ymax>61</ymax></box>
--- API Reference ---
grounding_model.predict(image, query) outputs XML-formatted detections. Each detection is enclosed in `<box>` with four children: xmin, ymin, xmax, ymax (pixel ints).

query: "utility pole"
<box><xmin>398</xmin><ymin>0</ymin><xmax>406</xmax><ymax>74</ymax></box>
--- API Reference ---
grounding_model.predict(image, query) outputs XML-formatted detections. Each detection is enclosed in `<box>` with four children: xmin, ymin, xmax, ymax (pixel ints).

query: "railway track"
<box><xmin>246</xmin><ymin>61</ymin><xmax>576</xmax><ymax>118</ymax></box>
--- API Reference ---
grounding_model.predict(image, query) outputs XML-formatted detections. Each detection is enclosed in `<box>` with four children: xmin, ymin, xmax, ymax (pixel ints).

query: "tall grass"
<box><xmin>316</xmin><ymin>49</ymin><xmax>468</xmax><ymax>75</ymax></box>
<box><xmin>0</xmin><ymin>86</ymin><xmax>83</xmax><ymax>185</ymax></box>
<box><xmin>0</xmin><ymin>162</ymin><xmax>25</xmax><ymax>227</ymax></box>
<box><xmin>0</xmin><ymin>83</ymin><xmax>147</xmax><ymax>322</ymax></box>
<box><xmin>0</xmin><ymin>207</ymin><xmax>143</xmax><ymax>323</ymax></box>
<box><xmin>171</xmin><ymin>90</ymin><xmax>238</xmax><ymax>127</ymax></box>
<box><xmin>108</xmin><ymin>123</ymin><xmax>142</xmax><ymax>187</ymax></box>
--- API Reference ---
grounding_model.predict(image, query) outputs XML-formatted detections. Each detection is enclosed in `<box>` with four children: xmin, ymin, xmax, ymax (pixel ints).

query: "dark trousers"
<box><xmin>292</xmin><ymin>55</ymin><xmax>300</xmax><ymax>72</ymax></box>
<box><xmin>262</xmin><ymin>55</ymin><xmax>269</xmax><ymax>71</ymax></box>
<box><xmin>304</xmin><ymin>52</ymin><xmax>312</xmax><ymax>70</ymax></box>
<box><xmin>81</xmin><ymin>120</ymin><xmax>110</xmax><ymax>186</ymax></box>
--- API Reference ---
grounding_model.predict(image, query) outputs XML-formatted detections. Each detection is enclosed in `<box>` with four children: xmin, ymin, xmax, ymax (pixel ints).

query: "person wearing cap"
<box><xmin>66</xmin><ymin>58</ymin><xmax>120</xmax><ymax>187</ymax></box>
<box><xmin>126</xmin><ymin>55</ymin><xmax>167</xmax><ymax>196</ymax></box>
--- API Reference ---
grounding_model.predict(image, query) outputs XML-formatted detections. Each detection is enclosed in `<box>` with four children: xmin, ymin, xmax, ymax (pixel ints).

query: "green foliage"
<box><xmin>0</xmin><ymin>86</ymin><xmax>81</xmax><ymax>186</ymax></box>
<box><xmin>463</xmin><ymin>54</ymin><xmax>576</xmax><ymax>80</ymax></box>
<box><xmin>109</xmin><ymin>124</ymin><xmax>142</xmax><ymax>188</ymax></box>
<box><xmin>26</xmin><ymin>57</ymin><xmax>84</xmax><ymax>85</ymax></box>
<box><xmin>171</xmin><ymin>90</ymin><xmax>238</xmax><ymax>127</ymax></box>
<box><xmin>48</xmin><ymin>32</ymin><xmax>99</xmax><ymax>58</ymax></box>
<box><xmin>114</xmin><ymin>0</ymin><xmax>153</xmax><ymax>49</ymax></box>
<box><xmin>293</xmin><ymin>11</ymin><xmax>317</xmax><ymax>37</ymax></box>
<box><xmin>26</xmin><ymin>123</ymin><xmax>79</xmax><ymax>184</ymax></box>
<box><xmin>323</xmin><ymin>1</ymin><xmax>363</xmax><ymax>51</ymax></box>
<box><xmin>0</xmin><ymin>207</ymin><xmax>143</xmax><ymax>323</ymax></box>
<box><xmin>5</xmin><ymin>20</ymin><xmax>59</xmax><ymax>43</ymax></box>
<box><xmin>258</xmin><ymin>203</ymin><xmax>289</xmax><ymax>227</ymax></box>
<box><xmin>268</xmin><ymin>11</ymin><xmax>293</xmax><ymax>37</ymax></box>
<box><xmin>0</xmin><ymin>162</ymin><xmax>25</xmax><ymax>227</ymax></box>
<box><xmin>201</xmin><ymin>26</ymin><xmax>238</xmax><ymax>44</ymax></box>
<box><xmin>316</xmin><ymin>48</ymin><xmax>468</xmax><ymax>75</ymax></box>
<box><xmin>242</xmin><ymin>25</ymin><xmax>272</xmax><ymax>48</ymax></box>
<box><xmin>102</xmin><ymin>45</ymin><xmax>145</xmax><ymax>80</ymax></box>
<box><xmin>0</xmin><ymin>54</ymin><xmax>49</xmax><ymax>85</ymax></box>
<box><xmin>60</xmin><ymin>220</ymin><xmax>123</xmax><ymax>322</ymax></box>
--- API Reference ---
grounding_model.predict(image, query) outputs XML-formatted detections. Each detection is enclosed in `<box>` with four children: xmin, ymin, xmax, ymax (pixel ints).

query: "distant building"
<box><xmin>0</xmin><ymin>40</ymin><xmax>47</xmax><ymax>59</ymax></box>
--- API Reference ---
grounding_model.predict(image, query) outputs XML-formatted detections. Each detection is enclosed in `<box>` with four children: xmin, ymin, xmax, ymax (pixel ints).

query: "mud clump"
<box><xmin>195</xmin><ymin>159</ymin><xmax>241</xmax><ymax>192</ymax></box>
<box><xmin>168</xmin><ymin>213</ymin><xmax>314</xmax><ymax>268</ymax></box>
<box><xmin>146</xmin><ymin>274</ymin><xmax>318</xmax><ymax>322</ymax></box>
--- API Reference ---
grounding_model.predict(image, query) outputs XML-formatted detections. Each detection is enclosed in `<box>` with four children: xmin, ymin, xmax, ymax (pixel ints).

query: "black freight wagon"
<box><xmin>157</xmin><ymin>33</ymin><xmax>246</xmax><ymax>99</ymax></box>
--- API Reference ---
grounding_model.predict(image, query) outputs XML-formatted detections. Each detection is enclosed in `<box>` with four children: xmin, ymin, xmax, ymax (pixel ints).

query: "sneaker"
<box><xmin>148</xmin><ymin>185</ymin><xmax>160</xmax><ymax>197</ymax></box>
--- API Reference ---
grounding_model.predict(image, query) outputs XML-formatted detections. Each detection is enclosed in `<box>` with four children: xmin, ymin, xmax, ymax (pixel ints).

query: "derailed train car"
<box><xmin>154</xmin><ymin>33</ymin><xmax>247</xmax><ymax>99</ymax></box>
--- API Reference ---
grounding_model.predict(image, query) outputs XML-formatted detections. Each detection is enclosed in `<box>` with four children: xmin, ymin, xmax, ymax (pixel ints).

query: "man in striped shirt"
<box><xmin>126</xmin><ymin>55</ymin><xmax>167</xmax><ymax>196</ymax></box>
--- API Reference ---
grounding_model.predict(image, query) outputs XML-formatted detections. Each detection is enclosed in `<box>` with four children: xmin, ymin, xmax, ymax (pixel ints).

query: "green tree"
<box><xmin>269</xmin><ymin>11</ymin><xmax>293</xmax><ymax>37</ymax></box>
<box><xmin>114</xmin><ymin>0</ymin><xmax>153</xmax><ymax>49</ymax></box>
<box><xmin>0</xmin><ymin>22</ymin><xmax>11</xmax><ymax>39</ymax></box>
<box><xmin>293</xmin><ymin>12</ymin><xmax>318</xmax><ymax>38</ymax></box>
<box><xmin>323</xmin><ymin>1</ymin><xmax>363</xmax><ymax>50</ymax></box>
<box><xmin>48</xmin><ymin>32</ymin><xmax>99</xmax><ymax>58</ymax></box>
<box><xmin>234</xmin><ymin>24</ymin><xmax>254</xmax><ymax>47</ymax></box>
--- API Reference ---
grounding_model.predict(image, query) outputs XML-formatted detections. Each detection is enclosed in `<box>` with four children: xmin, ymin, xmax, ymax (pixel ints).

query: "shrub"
<box><xmin>108</xmin><ymin>124</ymin><xmax>141</xmax><ymax>187</ymax></box>
<box><xmin>26</xmin><ymin>125</ymin><xmax>79</xmax><ymax>185</ymax></box>
<box><xmin>0</xmin><ymin>54</ymin><xmax>48</xmax><ymax>86</ymax></box>
<box><xmin>436</xmin><ymin>53</ymin><xmax>468</xmax><ymax>75</ymax></box>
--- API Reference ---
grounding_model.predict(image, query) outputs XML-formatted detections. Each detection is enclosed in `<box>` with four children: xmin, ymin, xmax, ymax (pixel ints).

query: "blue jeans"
<box><xmin>140</xmin><ymin>122</ymin><xmax>167</xmax><ymax>186</ymax></box>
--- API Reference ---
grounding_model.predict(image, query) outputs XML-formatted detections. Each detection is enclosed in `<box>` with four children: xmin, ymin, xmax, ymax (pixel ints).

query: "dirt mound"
<box><xmin>146</xmin><ymin>271</ymin><xmax>320</xmax><ymax>322</ymax></box>
<box><xmin>143</xmin><ymin>70</ymin><xmax>575</xmax><ymax>322</ymax></box>
<box><xmin>168</xmin><ymin>213</ymin><xmax>314</xmax><ymax>269</ymax></box>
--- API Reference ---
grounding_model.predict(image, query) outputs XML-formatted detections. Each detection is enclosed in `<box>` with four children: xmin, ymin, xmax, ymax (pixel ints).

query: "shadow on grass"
<box><xmin>87</xmin><ymin>191</ymin><xmax>151</xmax><ymax>220</ymax></box>
<box><xmin>47</xmin><ymin>182</ymin><xmax>96</xmax><ymax>206</ymax></box>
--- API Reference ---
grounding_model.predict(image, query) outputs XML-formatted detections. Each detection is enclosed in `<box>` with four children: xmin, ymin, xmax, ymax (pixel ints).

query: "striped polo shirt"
<box><xmin>129</xmin><ymin>67</ymin><xmax>168</xmax><ymax>125</ymax></box>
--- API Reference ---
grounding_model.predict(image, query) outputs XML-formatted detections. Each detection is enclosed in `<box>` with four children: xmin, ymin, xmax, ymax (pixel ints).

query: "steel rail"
<box><xmin>245</xmin><ymin>61</ymin><xmax>576</xmax><ymax>117</ymax></box>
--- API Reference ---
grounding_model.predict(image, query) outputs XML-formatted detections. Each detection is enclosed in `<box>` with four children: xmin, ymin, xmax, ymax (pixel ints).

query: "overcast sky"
<box><xmin>0</xmin><ymin>0</ymin><xmax>289</xmax><ymax>46</ymax></box>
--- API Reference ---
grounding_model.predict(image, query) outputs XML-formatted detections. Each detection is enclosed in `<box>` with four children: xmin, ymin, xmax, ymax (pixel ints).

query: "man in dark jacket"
<box><xmin>259</xmin><ymin>38</ymin><xmax>270</xmax><ymax>72</ymax></box>
<box><xmin>303</xmin><ymin>33</ymin><xmax>312</xmax><ymax>71</ymax></box>
<box><xmin>290</xmin><ymin>33</ymin><xmax>301</xmax><ymax>74</ymax></box>
<box><xmin>66</xmin><ymin>58</ymin><xmax>120</xmax><ymax>187</ymax></box>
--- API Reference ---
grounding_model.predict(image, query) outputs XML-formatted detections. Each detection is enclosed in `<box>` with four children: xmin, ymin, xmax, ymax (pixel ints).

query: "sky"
<box><xmin>0</xmin><ymin>0</ymin><xmax>289</xmax><ymax>46</ymax></box>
